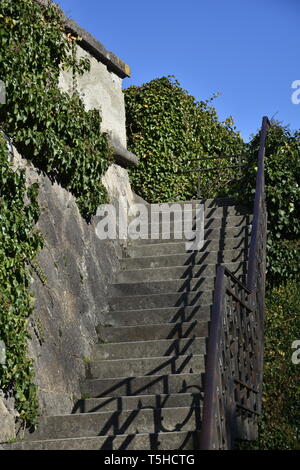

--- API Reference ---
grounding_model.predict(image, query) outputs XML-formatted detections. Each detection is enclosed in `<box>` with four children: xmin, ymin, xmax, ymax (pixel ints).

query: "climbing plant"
<box><xmin>0</xmin><ymin>134</ymin><xmax>43</xmax><ymax>424</ymax></box>
<box><xmin>238</xmin><ymin>281</ymin><xmax>300</xmax><ymax>450</ymax></box>
<box><xmin>0</xmin><ymin>0</ymin><xmax>113</xmax><ymax>426</ymax></box>
<box><xmin>124</xmin><ymin>76</ymin><xmax>245</xmax><ymax>203</ymax></box>
<box><xmin>0</xmin><ymin>0</ymin><xmax>112</xmax><ymax>218</ymax></box>
<box><xmin>226</xmin><ymin>122</ymin><xmax>300</xmax><ymax>286</ymax></box>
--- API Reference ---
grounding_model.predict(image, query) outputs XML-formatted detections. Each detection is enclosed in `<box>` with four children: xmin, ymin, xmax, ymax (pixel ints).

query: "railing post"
<box><xmin>247</xmin><ymin>116</ymin><xmax>270</xmax><ymax>292</ymax></box>
<box><xmin>200</xmin><ymin>265</ymin><xmax>225</xmax><ymax>449</ymax></box>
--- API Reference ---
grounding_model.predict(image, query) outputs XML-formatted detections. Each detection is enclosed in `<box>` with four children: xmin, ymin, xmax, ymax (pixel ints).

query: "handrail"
<box><xmin>200</xmin><ymin>116</ymin><xmax>270</xmax><ymax>449</ymax></box>
<box><xmin>247</xmin><ymin>116</ymin><xmax>270</xmax><ymax>291</ymax></box>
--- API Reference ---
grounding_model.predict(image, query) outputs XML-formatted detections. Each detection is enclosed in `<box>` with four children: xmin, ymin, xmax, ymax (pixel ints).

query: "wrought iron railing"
<box><xmin>200</xmin><ymin>116</ymin><xmax>270</xmax><ymax>449</ymax></box>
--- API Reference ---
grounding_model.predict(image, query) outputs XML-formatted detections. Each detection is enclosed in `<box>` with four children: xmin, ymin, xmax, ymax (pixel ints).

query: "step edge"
<box><xmin>6</xmin><ymin>429</ymin><xmax>202</xmax><ymax>446</ymax></box>
<box><xmin>94</xmin><ymin>338</ymin><xmax>206</xmax><ymax>349</ymax></box>
<box><xmin>83</xmin><ymin>371</ymin><xmax>204</xmax><ymax>384</ymax></box>
<box><xmin>108</xmin><ymin>304</ymin><xmax>213</xmax><ymax>315</ymax></box>
<box><xmin>120</xmin><ymin>248</ymin><xmax>248</xmax><ymax>261</ymax></box>
<box><xmin>109</xmin><ymin>290</ymin><xmax>214</xmax><ymax>301</ymax></box>
<box><xmin>79</xmin><ymin>391</ymin><xmax>202</xmax><ymax>402</ymax></box>
<box><xmin>33</xmin><ymin>405</ymin><xmax>203</xmax><ymax>421</ymax></box>
<box><xmin>97</xmin><ymin>320</ymin><xmax>207</xmax><ymax>331</ymax></box>
<box><xmin>111</xmin><ymin>276</ymin><xmax>216</xmax><ymax>287</ymax></box>
<box><xmin>91</xmin><ymin>353</ymin><xmax>205</xmax><ymax>364</ymax></box>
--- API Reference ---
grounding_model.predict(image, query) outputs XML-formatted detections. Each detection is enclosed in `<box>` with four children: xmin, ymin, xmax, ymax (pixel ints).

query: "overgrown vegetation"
<box><xmin>125</xmin><ymin>79</ymin><xmax>300</xmax><ymax>449</ymax></box>
<box><xmin>0</xmin><ymin>134</ymin><xmax>43</xmax><ymax>424</ymax></box>
<box><xmin>248</xmin><ymin>282</ymin><xmax>300</xmax><ymax>449</ymax></box>
<box><xmin>0</xmin><ymin>0</ymin><xmax>112</xmax><ymax>425</ymax></box>
<box><xmin>124</xmin><ymin>76</ymin><xmax>245</xmax><ymax>203</ymax></box>
<box><xmin>227</xmin><ymin>123</ymin><xmax>300</xmax><ymax>286</ymax></box>
<box><xmin>0</xmin><ymin>0</ymin><xmax>112</xmax><ymax>218</ymax></box>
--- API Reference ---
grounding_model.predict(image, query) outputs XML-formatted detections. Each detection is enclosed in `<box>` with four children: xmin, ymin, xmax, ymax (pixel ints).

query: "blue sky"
<box><xmin>57</xmin><ymin>0</ymin><xmax>299</xmax><ymax>141</ymax></box>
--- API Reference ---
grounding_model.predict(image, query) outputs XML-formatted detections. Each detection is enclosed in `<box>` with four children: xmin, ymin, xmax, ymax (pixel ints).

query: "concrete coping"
<box><xmin>34</xmin><ymin>1</ymin><xmax>138</xmax><ymax>167</ymax></box>
<box><xmin>35</xmin><ymin>0</ymin><xmax>131</xmax><ymax>78</ymax></box>
<box><xmin>110</xmin><ymin>138</ymin><xmax>139</xmax><ymax>167</ymax></box>
<box><xmin>2</xmin><ymin>130</ymin><xmax>139</xmax><ymax>168</ymax></box>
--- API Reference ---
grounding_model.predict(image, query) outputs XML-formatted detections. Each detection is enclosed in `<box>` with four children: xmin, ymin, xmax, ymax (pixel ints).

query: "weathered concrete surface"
<box><xmin>35</xmin><ymin>0</ymin><xmax>131</xmax><ymax>79</ymax></box>
<box><xmin>59</xmin><ymin>46</ymin><xmax>127</xmax><ymax>150</ymax></box>
<box><xmin>101</xmin><ymin>164</ymin><xmax>147</xmax><ymax>250</ymax></box>
<box><xmin>0</xmin><ymin>395</ymin><xmax>17</xmax><ymax>443</ymax></box>
<box><xmin>102</xmin><ymin>163</ymin><xmax>136</xmax><ymax>217</ymax></box>
<box><xmin>11</xmin><ymin>151</ymin><xmax>122</xmax><ymax>417</ymax></box>
<box><xmin>36</xmin><ymin>0</ymin><xmax>138</xmax><ymax>168</ymax></box>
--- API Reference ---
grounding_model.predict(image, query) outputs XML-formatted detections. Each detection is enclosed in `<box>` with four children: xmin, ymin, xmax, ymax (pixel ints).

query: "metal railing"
<box><xmin>200</xmin><ymin>116</ymin><xmax>270</xmax><ymax>449</ymax></box>
<box><xmin>174</xmin><ymin>154</ymin><xmax>247</xmax><ymax>198</ymax></box>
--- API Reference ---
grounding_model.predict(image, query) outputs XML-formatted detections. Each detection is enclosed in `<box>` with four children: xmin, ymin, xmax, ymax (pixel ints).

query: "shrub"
<box><xmin>124</xmin><ymin>76</ymin><xmax>245</xmax><ymax>203</ymax></box>
<box><xmin>227</xmin><ymin>122</ymin><xmax>300</xmax><ymax>286</ymax></box>
<box><xmin>240</xmin><ymin>281</ymin><xmax>300</xmax><ymax>450</ymax></box>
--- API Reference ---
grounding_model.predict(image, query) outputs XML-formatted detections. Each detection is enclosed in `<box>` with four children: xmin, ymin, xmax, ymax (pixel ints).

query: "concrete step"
<box><xmin>81</xmin><ymin>372</ymin><xmax>204</xmax><ymax>398</ymax></box>
<box><xmin>128</xmin><ymin>218</ymin><xmax>251</xmax><ymax>236</ymax></box>
<box><xmin>149</xmin><ymin>197</ymin><xmax>241</xmax><ymax>210</ymax></box>
<box><xmin>204</xmin><ymin>214</ymin><xmax>252</xmax><ymax>228</ymax></box>
<box><xmin>72</xmin><ymin>392</ymin><xmax>202</xmax><ymax>414</ymax></box>
<box><xmin>126</xmin><ymin>226</ymin><xmax>251</xmax><ymax>245</ymax></box>
<box><xmin>20</xmin><ymin>407</ymin><xmax>202</xmax><ymax>441</ymax></box>
<box><xmin>124</xmin><ymin>236</ymin><xmax>249</xmax><ymax>257</ymax></box>
<box><xmin>129</xmin><ymin>219</ymin><xmax>251</xmax><ymax>236</ymax></box>
<box><xmin>89</xmin><ymin>354</ymin><xmax>205</xmax><ymax>379</ymax></box>
<box><xmin>116</xmin><ymin>261</ymin><xmax>246</xmax><ymax>283</ymax></box>
<box><xmin>108</xmin><ymin>290</ymin><xmax>213</xmax><ymax>311</ymax></box>
<box><xmin>93</xmin><ymin>337</ymin><xmax>206</xmax><ymax>361</ymax></box>
<box><xmin>151</xmin><ymin>197</ymin><xmax>236</xmax><ymax>207</ymax></box>
<box><xmin>96</xmin><ymin>321</ymin><xmax>208</xmax><ymax>343</ymax></box>
<box><xmin>120</xmin><ymin>248</ymin><xmax>247</xmax><ymax>270</ymax></box>
<box><xmin>110</xmin><ymin>277</ymin><xmax>217</xmax><ymax>297</ymax></box>
<box><xmin>104</xmin><ymin>304</ymin><xmax>212</xmax><ymax>327</ymax></box>
<box><xmin>132</xmin><ymin>214</ymin><xmax>252</xmax><ymax>230</ymax></box>
<box><xmin>5</xmin><ymin>430</ymin><xmax>201</xmax><ymax>450</ymax></box>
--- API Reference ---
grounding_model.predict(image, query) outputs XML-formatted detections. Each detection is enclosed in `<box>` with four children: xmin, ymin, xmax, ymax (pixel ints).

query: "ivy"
<box><xmin>0</xmin><ymin>134</ymin><xmax>43</xmax><ymax>424</ymax></box>
<box><xmin>0</xmin><ymin>0</ymin><xmax>112</xmax><ymax>218</ymax></box>
<box><xmin>124</xmin><ymin>76</ymin><xmax>245</xmax><ymax>203</ymax></box>
<box><xmin>0</xmin><ymin>0</ymin><xmax>112</xmax><ymax>427</ymax></box>
<box><xmin>226</xmin><ymin>122</ymin><xmax>300</xmax><ymax>286</ymax></box>
<box><xmin>239</xmin><ymin>282</ymin><xmax>300</xmax><ymax>450</ymax></box>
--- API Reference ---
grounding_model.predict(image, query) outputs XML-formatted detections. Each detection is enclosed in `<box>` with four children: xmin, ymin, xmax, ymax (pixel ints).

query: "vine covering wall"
<box><xmin>124</xmin><ymin>76</ymin><xmax>245</xmax><ymax>203</ymax></box>
<box><xmin>0</xmin><ymin>0</ymin><xmax>113</xmax><ymax>426</ymax></box>
<box><xmin>227</xmin><ymin>122</ymin><xmax>300</xmax><ymax>286</ymax></box>
<box><xmin>0</xmin><ymin>0</ymin><xmax>112</xmax><ymax>219</ymax></box>
<box><xmin>0</xmin><ymin>135</ymin><xmax>43</xmax><ymax>424</ymax></box>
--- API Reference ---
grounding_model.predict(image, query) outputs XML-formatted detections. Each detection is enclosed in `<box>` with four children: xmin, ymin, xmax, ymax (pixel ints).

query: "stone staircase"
<box><xmin>5</xmin><ymin>198</ymin><xmax>252</xmax><ymax>450</ymax></box>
